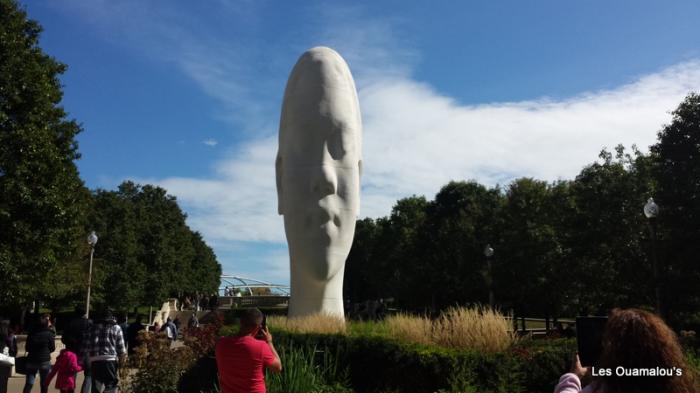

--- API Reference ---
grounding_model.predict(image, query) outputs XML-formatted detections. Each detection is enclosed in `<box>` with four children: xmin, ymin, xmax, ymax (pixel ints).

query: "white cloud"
<box><xmin>202</xmin><ymin>139</ymin><xmax>218</xmax><ymax>147</ymax></box>
<box><xmin>55</xmin><ymin>1</ymin><xmax>700</xmax><ymax>283</ymax></box>
<box><xmin>153</xmin><ymin>61</ymin><xmax>700</xmax><ymax>245</ymax></box>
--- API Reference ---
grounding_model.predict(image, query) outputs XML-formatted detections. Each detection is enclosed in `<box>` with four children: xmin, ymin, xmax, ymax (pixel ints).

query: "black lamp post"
<box><xmin>643</xmin><ymin>198</ymin><xmax>662</xmax><ymax>317</ymax></box>
<box><xmin>484</xmin><ymin>244</ymin><xmax>495</xmax><ymax>308</ymax></box>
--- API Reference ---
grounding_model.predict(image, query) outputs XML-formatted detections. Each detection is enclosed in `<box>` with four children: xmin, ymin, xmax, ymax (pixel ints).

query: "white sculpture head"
<box><xmin>276</xmin><ymin>47</ymin><xmax>362</xmax><ymax>317</ymax></box>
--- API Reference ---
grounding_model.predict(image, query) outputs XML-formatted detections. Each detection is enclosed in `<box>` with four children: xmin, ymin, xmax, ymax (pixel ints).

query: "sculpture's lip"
<box><xmin>316</xmin><ymin>221</ymin><xmax>336</xmax><ymax>243</ymax></box>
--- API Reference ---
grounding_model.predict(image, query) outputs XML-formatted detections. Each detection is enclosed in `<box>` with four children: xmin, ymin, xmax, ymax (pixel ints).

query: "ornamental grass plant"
<box><xmin>267</xmin><ymin>313</ymin><xmax>347</xmax><ymax>334</ymax></box>
<box><xmin>384</xmin><ymin>312</ymin><xmax>433</xmax><ymax>346</ymax></box>
<box><xmin>433</xmin><ymin>306</ymin><xmax>517</xmax><ymax>352</ymax></box>
<box><xmin>385</xmin><ymin>305</ymin><xmax>517</xmax><ymax>352</ymax></box>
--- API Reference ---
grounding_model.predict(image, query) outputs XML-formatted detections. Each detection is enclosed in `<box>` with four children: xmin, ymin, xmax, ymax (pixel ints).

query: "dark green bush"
<box><xmin>270</xmin><ymin>331</ymin><xmax>573</xmax><ymax>393</ymax></box>
<box><xmin>201</xmin><ymin>324</ymin><xmax>700</xmax><ymax>392</ymax></box>
<box><xmin>222</xmin><ymin>307</ymin><xmax>288</xmax><ymax>326</ymax></box>
<box><xmin>265</xmin><ymin>344</ymin><xmax>352</xmax><ymax>393</ymax></box>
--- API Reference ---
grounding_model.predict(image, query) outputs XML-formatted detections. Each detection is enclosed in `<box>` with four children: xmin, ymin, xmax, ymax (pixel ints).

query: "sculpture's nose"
<box><xmin>312</xmin><ymin>166</ymin><xmax>337</xmax><ymax>198</ymax></box>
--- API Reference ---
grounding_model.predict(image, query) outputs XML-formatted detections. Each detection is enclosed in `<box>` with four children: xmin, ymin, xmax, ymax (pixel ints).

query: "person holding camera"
<box><xmin>555</xmin><ymin>308</ymin><xmax>697</xmax><ymax>393</ymax></box>
<box><xmin>215</xmin><ymin>308</ymin><xmax>282</xmax><ymax>393</ymax></box>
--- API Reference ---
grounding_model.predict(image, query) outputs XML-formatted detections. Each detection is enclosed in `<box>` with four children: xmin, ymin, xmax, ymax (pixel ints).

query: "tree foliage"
<box><xmin>0</xmin><ymin>1</ymin><xmax>222</xmax><ymax>314</ymax></box>
<box><xmin>89</xmin><ymin>182</ymin><xmax>222</xmax><ymax>310</ymax></box>
<box><xmin>345</xmin><ymin>93</ymin><xmax>700</xmax><ymax>327</ymax></box>
<box><xmin>651</xmin><ymin>93</ymin><xmax>700</xmax><ymax>325</ymax></box>
<box><xmin>0</xmin><ymin>0</ymin><xmax>90</xmax><ymax>306</ymax></box>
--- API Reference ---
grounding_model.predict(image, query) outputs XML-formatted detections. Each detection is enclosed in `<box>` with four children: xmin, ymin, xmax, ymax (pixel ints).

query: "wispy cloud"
<box><xmin>202</xmin><ymin>139</ymin><xmax>218</xmax><ymax>147</ymax></box>
<box><xmin>153</xmin><ymin>60</ymin><xmax>700</xmax><ymax>247</ymax></box>
<box><xmin>54</xmin><ymin>1</ymin><xmax>700</xmax><ymax>283</ymax></box>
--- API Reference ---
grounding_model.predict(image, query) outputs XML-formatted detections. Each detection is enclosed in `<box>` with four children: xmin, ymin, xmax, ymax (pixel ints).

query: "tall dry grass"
<box><xmin>267</xmin><ymin>313</ymin><xmax>347</xmax><ymax>335</ymax></box>
<box><xmin>384</xmin><ymin>313</ymin><xmax>433</xmax><ymax>346</ymax></box>
<box><xmin>385</xmin><ymin>306</ymin><xmax>517</xmax><ymax>352</ymax></box>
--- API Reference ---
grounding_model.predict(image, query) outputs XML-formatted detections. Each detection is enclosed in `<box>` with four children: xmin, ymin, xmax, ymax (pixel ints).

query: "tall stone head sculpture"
<box><xmin>276</xmin><ymin>47</ymin><xmax>362</xmax><ymax>318</ymax></box>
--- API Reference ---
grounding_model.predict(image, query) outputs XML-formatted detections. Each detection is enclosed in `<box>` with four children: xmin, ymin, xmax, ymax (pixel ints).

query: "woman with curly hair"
<box><xmin>555</xmin><ymin>308</ymin><xmax>698</xmax><ymax>393</ymax></box>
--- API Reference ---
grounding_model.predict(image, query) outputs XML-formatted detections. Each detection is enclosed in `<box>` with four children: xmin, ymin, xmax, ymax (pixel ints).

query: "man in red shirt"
<box><xmin>215</xmin><ymin>308</ymin><xmax>282</xmax><ymax>393</ymax></box>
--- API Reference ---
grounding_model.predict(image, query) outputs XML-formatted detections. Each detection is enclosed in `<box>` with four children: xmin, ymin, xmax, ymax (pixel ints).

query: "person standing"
<box><xmin>62</xmin><ymin>307</ymin><xmax>92</xmax><ymax>393</ymax></box>
<box><xmin>160</xmin><ymin>318</ymin><xmax>178</xmax><ymax>345</ymax></box>
<box><xmin>209</xmin><ymin>294</ymin><xmax>218</xmax><ymax>310</ymax></box>
<box><xmin>0</xmin><ymin>319</ymin><xmax>17</xmax><ymax>393</ymax></box>
<box><xmin>118</xmin><ymin>316</ymin><xmax>129</xmax><ymax>343</ymax></box>
<box><xmin>215</xmin><ymin>308</ymin><xmax>282</xmax><ymax>393</ymax></box>
<box><xmin>23</xmin><ymin>314</ymin><xmax>55</xmax><ymax>393</ymax></box>
<box><xmin>173</xmin><ymin>318</ymin><xmax>181</xmax><ymax>336</ymax></box>
<box><xmin>84</xmin><ymin>309</ymin><xmax>126</xmax><ymax>393</ymax></box>
<box><xmin>187</xmin><ymin>313</ymin><xmax>199</xmax><ymax>331</ymax></box>
<box><xmin>126</xmin><ymin>316</ymin><xmax>145</xmax><ymax>356</ymax></box>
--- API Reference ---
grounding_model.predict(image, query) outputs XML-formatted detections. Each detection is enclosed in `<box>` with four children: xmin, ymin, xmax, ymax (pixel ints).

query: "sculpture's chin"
<box><xmin>293</xmin><ymin>243</ymin><xmax>348</xmax><ymax>282</ymax></box>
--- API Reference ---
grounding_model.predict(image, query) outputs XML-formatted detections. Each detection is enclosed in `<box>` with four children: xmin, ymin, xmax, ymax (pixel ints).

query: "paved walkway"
<box><xmin>8</xmin><ymin>371</ymin><xmax>85</xmax><ymax>393</ymax></box>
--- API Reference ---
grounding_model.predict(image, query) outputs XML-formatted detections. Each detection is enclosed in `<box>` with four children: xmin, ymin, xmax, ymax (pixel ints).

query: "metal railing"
<box><xmin>217</xmin><ymin>295</ymin><xmax>289</xmax><ymax>309</ymax></box>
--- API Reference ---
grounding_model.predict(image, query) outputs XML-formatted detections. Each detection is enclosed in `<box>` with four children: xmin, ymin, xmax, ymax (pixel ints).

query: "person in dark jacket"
<box><xmin>63</xmin><ymin>307</ymin><xmax>92</xmax><ymax>393</ymax></box>
<box><xmin>23</xmin><ymin>314</ymin><xmax>55</xmax><ymax>393</ymax></box>
<box><xmin>160</xmin><ymin>318</ymin><xmax>178</xmax><ymax>344</ymax></box>
<box><xmin>126</xmin><ymin>315</ymin><xmax>145</xmax><ymax>356</ymax></box>
<box><xmin>0</xmin><ymin>319</ymin><xmax>16</xmax><ymax>393</ymax></box>
<box><xmin>209</xmin><ymin>294</ymin><xmax>218</xmax><ymax>310</ymax></box>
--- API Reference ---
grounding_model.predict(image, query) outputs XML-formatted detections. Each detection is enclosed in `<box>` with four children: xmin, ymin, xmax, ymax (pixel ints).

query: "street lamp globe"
<box><xmin>644</xmin><ymin>198</ymin><xmax>659</xmax><ymax>219</ymax></box>
<box><xmin>87</xmin><ymin>231</ymin><xmax>98</xmax><ymax>247</ymax></box>
<box><xmin>484</xmin><ymin>244</ymin><xmax>494</xmax><ymax>258</ymax></box>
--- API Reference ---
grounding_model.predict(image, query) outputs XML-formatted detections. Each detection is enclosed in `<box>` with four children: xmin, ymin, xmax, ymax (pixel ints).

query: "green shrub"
<box><xmin>193</xmin><ymin>322</ymin><xmax>700</xmax><ymax>392</ymax></box>
<box><xmin>271</xmin><ymin>331</ymin><xmax>533</xmax><ymax>393</ymax></box>
<box><xmin>222</xmin><ymin>307</ymin><xmax>288</xmax><ymax>326</ymax></box>
<box><xmin>121</xmin><ymin>331</ymin><xmax>195</xmax><ymax>393</ymax></box>
<box><xmin>266</xmin><ymin>344</ymin><xmax>353</xmax><ymax>393</ymax></box>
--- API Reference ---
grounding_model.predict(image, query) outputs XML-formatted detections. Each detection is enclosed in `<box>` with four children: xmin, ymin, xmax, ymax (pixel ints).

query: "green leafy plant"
<box><xmin>265</xmin><ymin>344</ymin><xmax>352</xmax><ymax>393</ymax></box>
<box><xmin>121</xmin><ymin>331</ymin><xmax>195</xmax><ymax>393</ymax></box>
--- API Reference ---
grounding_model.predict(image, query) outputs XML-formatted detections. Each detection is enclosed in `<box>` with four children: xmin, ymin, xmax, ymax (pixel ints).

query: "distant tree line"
<box><xmin>345</xmin><ymin>93</ymin><xmax>700</xmax><ymax>328</ymax></box>
<box><xmin>0</xmin><ymin>0</ymin><xmax>221</xmax><ymax>317</ymax></box>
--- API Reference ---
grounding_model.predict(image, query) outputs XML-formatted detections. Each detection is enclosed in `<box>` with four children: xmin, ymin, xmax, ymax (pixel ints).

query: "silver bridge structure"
<box><xmin>218</xmin><ymin>275</ymin><xmax>290</xmax><ymax>309</ymax></box>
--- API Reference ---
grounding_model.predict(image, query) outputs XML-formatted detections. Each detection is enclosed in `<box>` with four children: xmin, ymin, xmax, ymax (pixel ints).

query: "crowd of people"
<box><xmin>179</xmin><ymin>293</ymin><xmax>219</xmax><ymax>311</ymax></box>
<box><xmin>0</xmin><ymin>306</ymin><xmax>196</xmax><ymax>393</ymax></box>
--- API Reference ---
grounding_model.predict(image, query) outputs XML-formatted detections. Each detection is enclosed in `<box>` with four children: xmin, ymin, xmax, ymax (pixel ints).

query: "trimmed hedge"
<box><xmin>270</xmin><ymin>331</ymin><xmax>576</xmax><ymax>393</ymax></box>
<box><xmin>222</xmin><ymin>308</ymin><xmax>288</xmax><ymax>326</ymax></box>
<box><xmin>199</xmin><ymin>325</ymin><xmax>700</xmax><ymax>392</ymax></box>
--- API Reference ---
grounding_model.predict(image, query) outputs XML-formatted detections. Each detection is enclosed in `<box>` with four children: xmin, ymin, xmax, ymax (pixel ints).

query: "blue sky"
<box><xmin>24</xmin><ymin>0</ymin><xmax>700</xmax><ymax>284</ymax></box>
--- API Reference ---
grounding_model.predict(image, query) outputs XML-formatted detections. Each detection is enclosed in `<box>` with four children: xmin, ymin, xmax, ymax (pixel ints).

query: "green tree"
<box><xmin>0</xmin><ymin>0</ymin><xmax>90</xmax><ymax>307</ymax></box>
<box><xmin>650</xmin><ymin>93</ymin><xmax>700</xmax><ymax>325</ymax></box>
<box><xmin>567</xmin><ymin>146</ymin><xmax>652</xmax><ymax>314</ymax></box>
<box><xmin>187</xmin><ymin>231</ymin><xmax>221</xmax><ymax>296</ymax></box>
<box><xmin>87</xmin><ymin>182</ymin><xmax>222</xmax><ymax>310</ymax></box>
<box><xmin>420</xmin><ymin>181</ymin><xmax>503</xmax><ymax>310</ymax></box>
<box><xmin>89</xmin><ymin>188</ymin><xmax>145</xmax><ymax>311</ymax></box>
<box><xmin>383</xmin><ymin>196</ymin><xmax>429</xmax><ymax>308</ymax></box>
<box><xmin>497</xmin><ymin>179</ymin><xmax>555</xmax><ymax>316</ymax></box>
<box><xmin>344</xmin><ymin>217</ymin><xmax>379</xmax><ymax>302</ymax></box>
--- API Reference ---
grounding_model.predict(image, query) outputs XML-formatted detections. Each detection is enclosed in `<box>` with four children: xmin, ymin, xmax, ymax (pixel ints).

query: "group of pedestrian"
<box><xmin>179</xmin><ymin>293</ymin><xmax>219</xmax><ymax>311</ymax></box>
<box><xmin>0</xmin><ymin>308</ymin><xmax>127</xmax><ymax>393</ymax></box>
